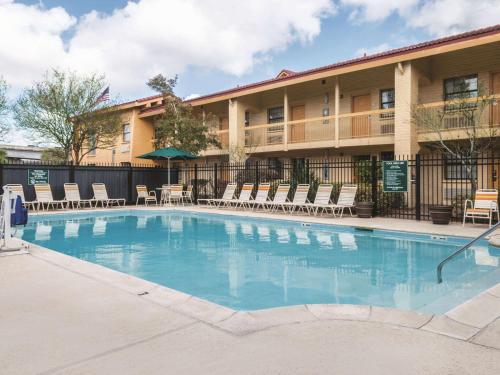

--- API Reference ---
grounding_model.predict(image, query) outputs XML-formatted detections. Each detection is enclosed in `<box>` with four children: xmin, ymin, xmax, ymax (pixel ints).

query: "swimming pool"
<box><xmin>19</xmin><ymin>210</ymin><xmax>500</xmax><ymax>314</ymax></box>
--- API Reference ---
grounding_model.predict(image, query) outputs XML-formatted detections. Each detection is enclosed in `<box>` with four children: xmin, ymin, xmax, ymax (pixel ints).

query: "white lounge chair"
<box><xmin>331</xmin><ymin>184</ymin><xmax>357</xmax><ymax>218</ymax></box>
<box><xmin>262</xmin><ymin>184</ymin><xmax>291</xmax><ymax>212</ymax></box>
<box><xmin>92</xmin><ymin>183</ymin><xmax>126</xmax><ymax>208</ymax></box>
<box><xmin>280</xmin><ymin>184</ymin><xmax>310</xmax><ymax>214</ymax></box>
<box><xmin>231</xmin><ymin>183</ymin><xmax>254</xmax><ymax>209</ymax></box>
<box><xmin>4</xmin><ymin>184</ymin><xmax>36</xmax><ymax>210</ymax></box>
<box><xmin>198</xmin><ymin>183</ymin><xmax>237</xmax><ymax>207</ymax></box>
<box><xmin>463</xmin><ymin>189</ymin><xmax>499</xmax><ymax>227</ymax></box>
<box><xmin>64</xmin><ymin>183</ymin><xmax>95</xmax><ymax>209</ymax></box>
<box><xmin>305</xmin><ymin>184</ymin><xmax>334</xmax><ymax>216</ymax></box>
<box><xmin>247</xmin><ymin>183</ymin><xmax>271</xmax><ymax>210</ymax></box>
<box><xmin>34</xmin><ymin>184</ymin><xmax>66</xmax><ymax>211</ymax></box>
<box><xmin>136</xmin><ymin>185</ymin><xmax>157</xmax><ymax>206</ymax></box>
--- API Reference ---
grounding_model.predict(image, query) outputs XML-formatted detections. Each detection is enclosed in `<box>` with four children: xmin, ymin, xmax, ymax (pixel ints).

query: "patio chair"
<box><xmin>4</xmin><ymin>184</ymin><xmax>36</xmax><ymax>210</ymax></box>
<box><xmin>463</xmin><ymin>189</ymin><xmax>499</xmax><ymax>227</ymax></box>
<box><xmin>304</xmin><ymin>184</ymin><xmax>334</xmax><ymax>216</ymax></box>
<box><xmin>64</xmin><ymin>183</ymin><xmax>95</xmax><ymax>209</ymax></box>
<box><xmin>136</xmin><ymin>185</ymin><xmax>157</xmax><ymax>206</ymax></box>
<box><xmin>198</xmin><ymin>183</ymin><xmax>237</xmax><ymax>207</ymax></box>
<box><xmin>331</xmin><ymin>184</ymin><xmax>357</xmax><ymax>218</ymax></box>
<box><xmin>92</xmin><ymin>183</ymin><xmax>126</xmax><ymax>208</ymax></box>
<box><xmin>166</xmin><ymin>184</ymin><xmax>184</xmax><ymax>205</ymax></box>
<box><xmin>262</xmin><ymin>183</ymin><xmax>291</xmax><ymax>212</ymax></box>
<box><xmin>247</xmin><ymin>182</ymin><xmax>271</xmax><ymax>210</ymax></box>
<box><xmin>231</xmin><ymin>183</ymin><xmax>255</xmax><ymax>209</ymax></box>
<box><xmin>280</xmin><ymin>184</ymin><xmax>310</xmax><ymax>214</ymax></box>
<box><xmin>34</xmin><ymin>184</ymin><xmax>66</xmax><ymax>211</ymax></box>
<box><xmin>182</xmin><ymin>185</ymin><xmax>193</xmax><ymax>204</ymax></box>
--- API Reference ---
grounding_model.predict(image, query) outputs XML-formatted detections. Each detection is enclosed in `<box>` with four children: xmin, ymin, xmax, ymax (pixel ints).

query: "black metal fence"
<box><xmin>187</xmin><ymin>154</ymin><xmax>500</xmax><ymax>222</ymax></box>
<box><xmin>2</xmin><ymin>155</ymin><xmax>499</xmax><ymax>222</ymax></box>
<box><xmin>0</xmin><ymin>161</ymin><xmax>178</xmax><ymax>203</ymax></box>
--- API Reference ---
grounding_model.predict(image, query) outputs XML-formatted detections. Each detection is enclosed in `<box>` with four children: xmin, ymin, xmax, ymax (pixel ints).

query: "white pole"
<box><xmin>168</xmin><ymin>157</ymin><xmax>171</xmax><ymax>186</ymax></box>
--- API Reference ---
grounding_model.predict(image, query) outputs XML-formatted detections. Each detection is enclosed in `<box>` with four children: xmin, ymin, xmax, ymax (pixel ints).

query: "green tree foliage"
<box><xmin>41</xmin><ymin>147</ymin><xmax>67</xmax><ymax>163</ymax></box>
<box><xmin>0</xmin><ymin>149</ymin><xmax>6</xmax><ymax>163</ymax></box>
<box><xmin>147</xmin><ymin>74</ymin><xmax>220</xmax><ymax>155</ymax></box>
<box><xmin>14</xmin><ymin>70</ymin><xmax>122</xmax><ymax>164</ymax></box>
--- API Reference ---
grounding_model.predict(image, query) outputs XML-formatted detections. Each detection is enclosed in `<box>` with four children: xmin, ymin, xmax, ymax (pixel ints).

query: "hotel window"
<box><xmin>244</xmin><ymin>111</ymin><xmax>250</xmax><ymax>127</ymax></box>
<box><xmin>444</xmin><ymin>155</ymin><xmax>477</xmax><ymax>180</ymax></box>
<box><xmin>380</xmin><ymin>89</ymin><xmax>395</xmax><ymax>118</ymax></box>
<box><xmin>268</xmin><ymin>106</ymin><xmax>284</xmax><ymax>124</ymax></box>
<box><xmin>444</xmin><ymin>75</ymin><xmax>478</xmax><ymax>101</ymax></box>
<box><xmin>122</xmin><ymin>123</ymin><xmax>131</xmax><ymax>143</ymax></box>
<box><xmin>444</xmin><ymin>74</ymin><xmax>478</xmax><ymax>112</ymax></box>
<box><xmin>267</xmin><ymin>106</ymin><xmax>284</xmax><ymax>143</ymax></box>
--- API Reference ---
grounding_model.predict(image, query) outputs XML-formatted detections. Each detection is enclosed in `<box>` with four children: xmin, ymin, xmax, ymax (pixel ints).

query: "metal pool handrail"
<box><xmin>437</xmin><ymin>222</ymin><xmax>500</xmax><ymax>283</ymax></box>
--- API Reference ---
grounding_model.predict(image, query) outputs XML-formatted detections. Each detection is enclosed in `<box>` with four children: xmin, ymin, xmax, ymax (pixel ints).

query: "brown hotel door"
<box><xmin>352</xmin><ymin>94</ymin><xmax>371</xmax><ymax>137</ymax></box>
<box><xmin>291</xmin><ymin>105</ymin><xmax>305</xmax><ymax>143</ymax></box>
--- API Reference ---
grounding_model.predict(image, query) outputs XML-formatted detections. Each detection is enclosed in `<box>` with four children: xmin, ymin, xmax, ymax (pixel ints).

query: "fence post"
<box><xmin>371</xmin><ymin>156</ymin><xmax>378</xmax><ymax>216</ymax></box>
<box><xmin>69</xmin><ymin>161</ymin><xmax>75</xmax><ymax>183</ymax></box>
<box><xmin>128</xmin><ymin>164</ymin><xmax>133</xmax><ymax>204</ymax></box>
<box><xmin>415</xmin><ymin>154</ymin><xmax>421</xmax><ymax>221</ymax></box>
<box><xmin>194</xmin><ymin>164</ymin><xmax>198</xmax><ymax>204</ymax></box>
<box><xmin>305</xmin><ymin>159</ymin><xmax>310</xmax><ymax>183</ymax></box>
<box><xmin>255</xmin><ymin>161</ymin><xmax>260</xmax><ymax>187</ymax></box>
<box><xmin>213</xmin><ymin>163</ymin><xmax>218</xmax><ymax>199</ymax></box>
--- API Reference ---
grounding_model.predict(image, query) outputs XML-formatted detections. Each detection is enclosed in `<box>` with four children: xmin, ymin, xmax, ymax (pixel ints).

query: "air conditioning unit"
<box><xmin>120</xmin><ymin>143</ymin><xmax>130</xmax><ymax>153</ymax></box>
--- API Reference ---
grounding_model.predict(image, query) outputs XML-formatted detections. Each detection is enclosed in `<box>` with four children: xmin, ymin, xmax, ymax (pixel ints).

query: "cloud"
<box><xmin>408</xmin><ymin>0</ymin><xmax>500</xmax><ymax>36</ymax></box>
<box><xmin>341</xmin><ymin>0</ymin><xmax>417</xmax><ymax>22</ymax></box>
<box><xmin>340</xmin><ymin>0</ymin><xmax>500</xmax><ymax>36</ymax></box>
<box><xmin>184</xmin><ymin>93</ymin><xmax>201</xmax><ymax>100</ymax></box>
<box><xmin>356</xmin><ymin>43</ymin><xmax>391</xmax><ymax>56</ymax></box>
<box><xmin>0</xmin><ymin>0</ymin><xmax>335</xmax><ymax>99</ymax></box>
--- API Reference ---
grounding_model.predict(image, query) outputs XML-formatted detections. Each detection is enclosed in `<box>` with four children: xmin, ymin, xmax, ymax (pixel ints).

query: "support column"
<box><xmin>394</xmin><ymin>62</ymin><xmax>420</xmax><ymax>157</ymax></box>
<box><xmin>334</xmin><ymin>77</ymin><xmax>340</xmax><ymax>148</ymax></box>
<box><xmin>228</xmin><ymin>99</ymin><xmax>245</xmax><ymax>163</ymax></box>
<box><xmin>283</xmin><ymin>89</ymin><xmax>289</xmax><ymax>151</ymax></box>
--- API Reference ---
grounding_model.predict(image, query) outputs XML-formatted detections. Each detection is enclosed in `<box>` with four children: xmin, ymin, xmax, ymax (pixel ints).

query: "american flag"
<box><xmin>97</xmin><ymin>86</ymin><xmax>110</xmax><ymax>102</ymax></box>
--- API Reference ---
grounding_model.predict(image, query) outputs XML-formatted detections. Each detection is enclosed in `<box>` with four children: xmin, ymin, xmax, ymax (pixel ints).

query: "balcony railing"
<box><xmin>244</xmin><ymin>108</ymin><xmax>395</xmax><ymax>148</ymax></box>
<box><xmin>416</xmin><ymin>96</ymin><xmax>500</xmax><ymax>133</ymax></box>
<box><xmin>339</xmin><ymin>108</ymin><xmax>395</xmax><ymax>139</ymax></box>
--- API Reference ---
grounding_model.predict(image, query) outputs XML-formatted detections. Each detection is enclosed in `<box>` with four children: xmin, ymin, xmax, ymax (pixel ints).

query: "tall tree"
<box><xmin>147</xmin><ymin>74</ymin><xmax>220</xmax><ymax>154</ymax></box>
<box><xmin>0</xmin><ymin>77</ymin><xmax>8</xmax><ymax>138</ymax></box>
<box><xmin>14</xmin><ymin>70</ymin><xmax>122</xmax><ymax>164</ymax></box>
<box><xmin>413</xmin><ymin>82</ymin><xmax>499</xmax><ymax>192</ymax></box>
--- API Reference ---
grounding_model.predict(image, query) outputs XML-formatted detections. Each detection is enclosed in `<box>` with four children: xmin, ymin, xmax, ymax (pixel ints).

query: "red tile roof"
<box><xmin>124</xmin><ymin>24</ymin><xmax>500</xmax><ymax>107</ymax></box>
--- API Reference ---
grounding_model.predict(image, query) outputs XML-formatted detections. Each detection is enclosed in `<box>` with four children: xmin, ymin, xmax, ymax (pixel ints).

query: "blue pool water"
<box><xmin>19</xmin><ymin>210</ymin><xmax>500</xmax><ymax>314</ymax></box>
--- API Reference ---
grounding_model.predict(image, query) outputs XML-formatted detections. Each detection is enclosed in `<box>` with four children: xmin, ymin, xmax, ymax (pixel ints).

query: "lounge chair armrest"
<box><xmin>463</xmin><ymin>199</ymin><xmax>473</xmax><ymax>210</ymax></box>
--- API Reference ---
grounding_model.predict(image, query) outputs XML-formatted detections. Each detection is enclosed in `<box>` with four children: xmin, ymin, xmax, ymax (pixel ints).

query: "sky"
<box><xmin>1</xmin><ymin>0</ymin><xmax>500</xmax><ymax>144</ymax></box>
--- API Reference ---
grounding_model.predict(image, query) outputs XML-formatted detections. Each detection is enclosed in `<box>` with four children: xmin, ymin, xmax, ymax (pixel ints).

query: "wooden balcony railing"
<box><xmin>416</xmin><ymin>96</ymin><xmax>500</xmax><ymax>133</ymax></box>
<box><xmin>244</xmin><ymin>108</ymin><xmax>395</xmax><ymax>148</ymax></box>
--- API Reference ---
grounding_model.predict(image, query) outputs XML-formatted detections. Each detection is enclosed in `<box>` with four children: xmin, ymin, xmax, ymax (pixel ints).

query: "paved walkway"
<box><xmin>1</xmin><ymin>247</ymin><xmax>499</xmax><ymax>375</ymax></box>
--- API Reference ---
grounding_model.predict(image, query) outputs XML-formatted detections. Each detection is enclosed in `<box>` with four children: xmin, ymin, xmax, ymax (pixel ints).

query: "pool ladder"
<box><xmin>436</xmin><ymin>222</ymin><xmax>500</xmax><ymax>283</ymax></box>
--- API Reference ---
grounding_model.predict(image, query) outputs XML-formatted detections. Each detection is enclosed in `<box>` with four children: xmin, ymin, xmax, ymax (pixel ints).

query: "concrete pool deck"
<box><xmin>2</xmin><ymin>207</ymin><xmax>500</xmax><ymax>374</ymax></box>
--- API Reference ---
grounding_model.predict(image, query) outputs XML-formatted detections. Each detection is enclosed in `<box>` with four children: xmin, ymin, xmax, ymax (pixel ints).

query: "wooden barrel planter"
<box><xmin>356</xmin><ymin>202</ymin><xmax>374</xmax><ymax>218</ymax></box>
<box><xmin>429</xmin><ymin>205</ymin><xmax>453</xmax><ymax>225</ymax></box>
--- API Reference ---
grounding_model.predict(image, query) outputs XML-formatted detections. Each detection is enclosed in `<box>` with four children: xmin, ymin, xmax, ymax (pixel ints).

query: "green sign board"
<box><xmin>27</xmin><ymin>169</ymin><xmax>49</xmax><ymax>185</ymax></box>
<box><xmin>383</xmin><ymin>161</ymin><xmax>408</xmax><ymax>192</ymax></box>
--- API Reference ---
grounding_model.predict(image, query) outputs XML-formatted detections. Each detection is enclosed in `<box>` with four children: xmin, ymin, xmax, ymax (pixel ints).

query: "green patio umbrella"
<box><xmin>138</xmin><ymin>147</ymin><xmax>198</xmax><ymax>186</ymax></box>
